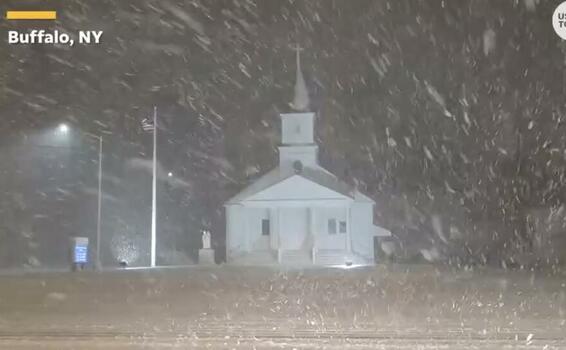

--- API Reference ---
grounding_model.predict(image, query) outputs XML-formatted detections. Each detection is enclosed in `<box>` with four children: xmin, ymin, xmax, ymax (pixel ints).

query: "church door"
<box><xmin>279</xmin><ymin>207</ymin><xmax>308</xmax><ymax>250</ymax></box>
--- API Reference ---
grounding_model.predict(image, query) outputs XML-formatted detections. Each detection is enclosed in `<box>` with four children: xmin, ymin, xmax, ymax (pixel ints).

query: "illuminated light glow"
<box><xmin>168</xmin><ymin>172</ymin><xmax>173</xmax><ymax>177</ymax></box>
<box><xmin>58</xmin><ymin>123</ymin><xmax>69</xmax><ymax>134</ymax></box>
<box><xmin>111</xmin><ymin>234</ymin><xmax>140</xmax><ymax>266</ymax></box>
<box><xmin>6</xmin><ymin>11</ymin><xmax>57</xmax><ymax>20</ymax></box>
<box><xmin>336</xmin><ymin>264</ymin><xmax>365</xmax><ymax>269</ymax></box>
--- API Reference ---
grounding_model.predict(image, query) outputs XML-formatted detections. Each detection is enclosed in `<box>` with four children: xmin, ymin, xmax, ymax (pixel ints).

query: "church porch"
<box><xmin>227</xmin><ymin>202</ymin><xmax>367</xmax><ymax>266</ymax></box>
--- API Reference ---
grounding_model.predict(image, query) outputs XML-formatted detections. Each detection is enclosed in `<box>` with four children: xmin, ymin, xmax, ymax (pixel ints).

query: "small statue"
<box><xmin>202</xmin><ymin>230</ymin><xmax>211</xmax><ymax>249</ymax></box>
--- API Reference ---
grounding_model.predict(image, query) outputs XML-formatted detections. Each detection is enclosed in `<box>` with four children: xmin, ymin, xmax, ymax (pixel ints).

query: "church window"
<box><xmin>262</xmin><ymin>219</ymin><xmax>270</xmax><ymax>236</ymax></box>
<box><xmin>339</xmin><ymin>221</ymin><xmax>347</xmax><ymax>234</ymax></box>
<box><xmin>328</xmin><ymin>219</ymin><xmax>337</xmax><ymax>235</ymax></box>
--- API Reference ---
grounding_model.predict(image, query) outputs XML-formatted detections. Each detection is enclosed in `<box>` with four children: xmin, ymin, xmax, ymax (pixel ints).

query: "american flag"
<box><xmin>141</xmin><ymin>117</ymin><xmax>154</xmax><ymax>131</ymax></box>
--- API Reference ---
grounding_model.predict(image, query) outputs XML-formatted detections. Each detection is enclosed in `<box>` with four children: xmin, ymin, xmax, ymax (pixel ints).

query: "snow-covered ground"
<box><xmin>0</xmin><ymin>265</ymin><xmax>565</xmax><ymax>349</ymax></box>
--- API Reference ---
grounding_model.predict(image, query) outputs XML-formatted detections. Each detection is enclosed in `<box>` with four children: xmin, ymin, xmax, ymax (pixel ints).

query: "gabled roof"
<box><xmin>310</xmin><ymin>166</ymin><xmax>374</xmax><ymax>203</ymax></box>
<box><xmin>225</xmin><ymin>165</ymin><xmax>375</xmax><ymax>205</ymax></box>
<box><xmin>226</xmin><ymin>166</ymin><xmax>295</xmax><ymax>204</ymax></box>
<box><xmin>300</xmin><ymin>166</ymin><xmax>352</xmax><ymax>198</ymax></box>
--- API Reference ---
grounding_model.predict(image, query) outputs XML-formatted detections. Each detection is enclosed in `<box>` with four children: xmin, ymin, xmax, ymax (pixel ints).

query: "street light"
<box><xmin>94</xmin><ymin>135</ymin><xmax>103</xmax><ymax>272</ymax></box>
<box><xmin>57</xmin><ymin>125</ymin><xmax>104</xmax><ymax>271</ymax></box>
<box><xmin>58</xmin><ymin>123</ymin><xmax>69</xmax><ymax>134</ymax></box>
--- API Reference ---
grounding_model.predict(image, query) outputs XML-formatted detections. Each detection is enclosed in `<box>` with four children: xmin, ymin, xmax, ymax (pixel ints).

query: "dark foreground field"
<box><xmin>0</xmin><ymin>265</ymin><xmax>565</xmax><ymax>349</ymax></box>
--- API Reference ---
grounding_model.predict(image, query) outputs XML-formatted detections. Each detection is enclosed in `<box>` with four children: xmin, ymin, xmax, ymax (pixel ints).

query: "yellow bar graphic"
<box><xmin>6</xmin><ymin>11</ymin><xmax>57</xmax><ymax>20</ymax></box>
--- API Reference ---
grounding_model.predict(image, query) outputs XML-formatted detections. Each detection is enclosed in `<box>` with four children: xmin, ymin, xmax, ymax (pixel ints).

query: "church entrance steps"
<box><xmin>315</xmin><ymin>249</ymin><xmax>347</xmax><ymax>266</ymax></box>
<box><xmin>228</xmin><ymin>249</ymin><xmax>374</xmax><ymax>266</ymax></box>
<box><xmin>280</xmin><ymin>249</ymin><xmax>312</xmax><ymax>265</ymax></box>
<box><xmin>315</xmin><ymin>250</ymin><xmax>373</xmax><ymax>266</ymax></box>
<box><xmin>230</xmin><ymin>250</ymin><xmax>277</xmax><ymax>265</ymax></box>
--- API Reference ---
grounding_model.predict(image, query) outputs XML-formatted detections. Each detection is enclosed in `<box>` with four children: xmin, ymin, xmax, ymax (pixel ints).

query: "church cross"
<box><xmin>290</xmin><ymin>43</ymin><xmax>304</xmax><ymax>53</ymax></box>
<box><xmin>290</xmin><ymin>43</ymin><xmax>304</xmax><ymax>65</ymax></box>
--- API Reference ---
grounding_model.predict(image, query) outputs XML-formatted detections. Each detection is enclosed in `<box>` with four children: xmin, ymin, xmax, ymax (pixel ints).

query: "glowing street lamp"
<box><xmin>57</xmin><ymin>123</ymin><xmax>104</xmax><ymax>271</ymax></box>
<box><xmin>58</xmin><ymin>123</ymin><xmax>69</xmax><ymax>134</ymax></box>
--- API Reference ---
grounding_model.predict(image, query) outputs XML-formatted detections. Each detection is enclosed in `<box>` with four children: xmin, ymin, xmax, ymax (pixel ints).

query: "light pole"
<box><xmin>95</xmin><ymin>135</ymin><xmax>103</xmax><ymax>271</ymax></box>
<box><xmin>58</xmin><ymin>123</ymin><xmax>103</xmax><ymax>271</ymax></box>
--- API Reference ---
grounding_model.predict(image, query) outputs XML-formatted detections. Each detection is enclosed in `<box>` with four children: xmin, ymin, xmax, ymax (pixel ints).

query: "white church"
<box><xmin>225</xmin><ymin>48</ymin><xmax>390</xmax><ymax>266</ymax></box>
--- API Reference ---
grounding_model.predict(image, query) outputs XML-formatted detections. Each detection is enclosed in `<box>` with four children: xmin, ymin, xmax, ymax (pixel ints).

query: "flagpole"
<box><xmin>151</xmin><ymin>106</ymin><xmax>157</xmax><ymax>267</ymax></box>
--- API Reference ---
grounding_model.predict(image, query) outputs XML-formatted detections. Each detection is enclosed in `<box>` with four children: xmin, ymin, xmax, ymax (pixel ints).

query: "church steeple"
<box><xmin>279</xmin><ymin>45</ymin><xmax>318</xmax><ymax>168</ymax></box>
<box><xmin>290</xmin><ymin>44</ymin><xmax>310</xmax><ymax>112</ymax></box>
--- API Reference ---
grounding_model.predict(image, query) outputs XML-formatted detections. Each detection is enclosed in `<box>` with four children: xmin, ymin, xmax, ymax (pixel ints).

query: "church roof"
<box><xmin>225</xmin><ymin>164</ymin><xmax>374</xmax><ymax>205</ymax></box>
<box><xmin>226</xmin><ymin>167</ymin><xmax>294</xmax><ymax>204</ymax></box>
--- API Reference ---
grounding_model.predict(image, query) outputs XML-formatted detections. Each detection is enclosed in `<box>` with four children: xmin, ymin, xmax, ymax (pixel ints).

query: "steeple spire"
<box><xmin>290</xmin><ymin>43</ymin><xmax>310</xmax><ymax>112</ymax></box>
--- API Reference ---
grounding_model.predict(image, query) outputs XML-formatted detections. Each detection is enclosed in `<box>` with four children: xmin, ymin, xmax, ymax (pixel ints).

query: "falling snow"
<box><xmin>1</xmin><ymin>0</ymin><xmax>566</xmax><ymax>347</ymax></box>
